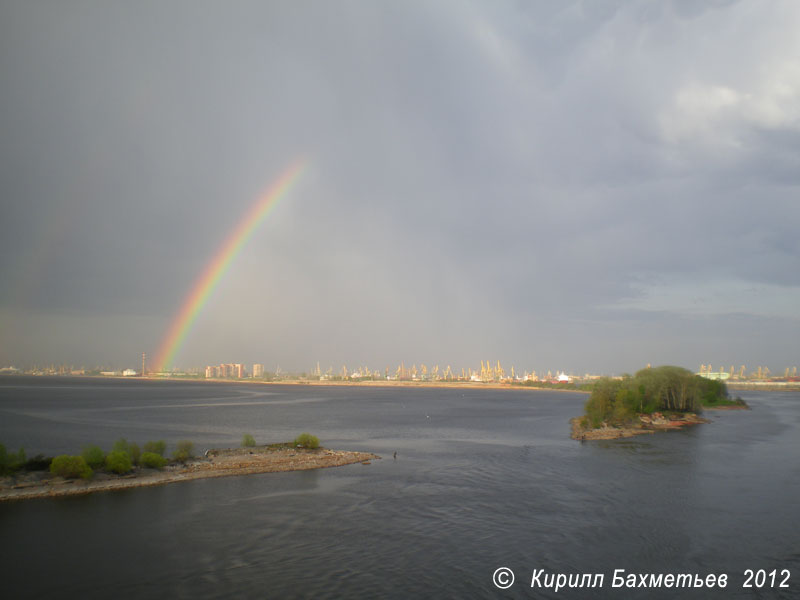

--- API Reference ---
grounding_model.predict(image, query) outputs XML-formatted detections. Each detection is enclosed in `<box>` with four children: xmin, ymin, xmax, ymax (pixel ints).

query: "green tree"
<box><xmin>143</xmin><ymin>440</ymin><xmax>167</xmax><ymax>456</ymax></box>
<box><xmin>241</xmin><ymin>434</ymin><xmax>256</xmax><ymax>447</ymax></box>
<box><xmin>634</xmin><ymin>366</ymin><xmax>703</xmax><ymax>412</ymax></box>
<box><xmin>81</xmin><ymin>445</ymin><xmax>106</xmax><ymax>469</ymax></box>
<box><xmin>140</xmin><ymin>452</ymin><xmax>168</xmax><ymax>469</ymax></box>
<box><xmin>172</xmin><ymin>440</ymin><xmax>194</xmax><ymax>462</ymax></box>
<box><xmin>1</xmin><ymin>445</ymin><xmax>27</xmax><ymax>475</ymax></box>
<box><xmin>0</xmin><ymin>444</ymin><xmax>9</xmax><ymax>476</ymax></box>
<box><xmin>129</xmin><ymin>442</ymin><xmax>141</xmax><ymax>466</ymax></box>
<box><xmin>23</xmin><ymin>454</ymin><xmax>52</xmax><ymax>471</ymax></box>
<box><xmin>50</xmin><ymin>455</ymin><xmax>93</xmax><ymax>479</ymax></box>
<box><xmin>112</xmin><ymin>438</ymin><xmax>131</xmax><ymax>456</ymax></box>
<box><xmin>105</xmin><ymin>450</ymin><xmax>133</xmax><ymax>474</ymax></box>
<box><xmin>582</xmin><ymin>365</ymin><xmax>729</xmax><ymax>429</ymax></box>
<box><xmin>611</xmin><ymin>386</ymin><xmax>640</xmax><ymax>423</ymax></box>
<box><xmin>14</xmin><ymin>447</ymin><xmax>26</xmax><ymax>470</ymax></box>
<box><xmin>111</xmin><ymin>438</ymin><xmax>141</xmax><ymax>465</ymax></box>
<box><xmin>583</xmin><ymin>378</ymin><xmax>622</xmax><ymax>427</ymax></box>
<box><xmin>293</xmin><ymin>433</ymin><xmax>320</xmax><ymax>449</ymax></box>
<box><xmin>698</xmin><ymin>378</ymin><xmax>729</xmax><ymax>405</ymax></box>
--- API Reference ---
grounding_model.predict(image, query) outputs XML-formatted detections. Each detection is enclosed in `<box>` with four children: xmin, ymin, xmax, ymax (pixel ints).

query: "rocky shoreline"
<box><xmin>570</xmin><ymin>412</ymin><xmax>711</xmax><ymax>441</ymax></box>
<box><xmin>0</xmin><ymin>446</ymin><xmax>379</xmax><ymax>502</ymax></box>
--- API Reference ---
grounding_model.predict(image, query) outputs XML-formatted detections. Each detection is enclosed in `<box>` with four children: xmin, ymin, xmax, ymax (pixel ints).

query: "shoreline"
<box><xmin>571</xmin><ymin>399</ymin><xmax>750</xmax><ymax>441</ymax></box>
<box><xmin>0</xmin><ymin>447</ymin><xmax>379</xmax><ymax>502</ymax></box>
<box><xmin>570</xmin><ymin>412</ymin><xmax>712</xmax><ymax>441</ymax></box>
<box><xmin>55</xmin><ymin>374</ymin><xmax>591</xmax><ymax>393</ymax></box>
<box><xmin>7</xmin><ymin>373</ymin><xmax>800</xmax><ymax>392</ymax></box>
<box><xmin>200</xmin><ymin>378</ymin><xmax>586</xmax><ymax>393</ymax></box>
<box><xmin>0</xmin><ymin>373</ymin><xmax>589</xmax><ymax>393</ymax></box>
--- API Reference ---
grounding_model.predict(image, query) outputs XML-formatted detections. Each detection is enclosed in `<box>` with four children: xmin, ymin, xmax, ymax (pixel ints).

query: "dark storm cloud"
<box><xmin>1</xmin><ymin>0</ymin><xmax>798</xmax><ymax>372</ymax></box>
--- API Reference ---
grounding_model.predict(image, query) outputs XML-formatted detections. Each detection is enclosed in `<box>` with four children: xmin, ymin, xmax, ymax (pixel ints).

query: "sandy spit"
<box><xmin>0</xmin><ymin>447</ymin><xmax>379</xmax><ymax>502</ymax></box>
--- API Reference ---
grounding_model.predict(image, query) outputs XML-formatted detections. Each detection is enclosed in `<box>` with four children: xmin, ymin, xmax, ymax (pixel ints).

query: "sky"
<box><xmin>1</xmin><ymin>0</ymin><xmax>798</xmax><ymax>376</ymax></box>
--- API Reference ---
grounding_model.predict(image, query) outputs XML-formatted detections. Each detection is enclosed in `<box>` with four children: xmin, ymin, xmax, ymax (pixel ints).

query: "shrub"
<box><xmin>105</xmin><ymin>450</ymin><xmax>132</xmax><ymax>474</ymax></box>
<box><xmin>129</xmin><ymin>442</ymin><xmax>141</xmax><ymax>466</ymax></box>
<box><xmin>111</xmin><ymin>438</ymin><xmax>141</xmax><ymax>465</ymax></box>
<box><xmin>140</xmin><ymin>452</ymin><xmax>168</xmax><ymax>469</ymax></box>
<box><xmin>0</xmin><ymin>444</ymin><xmax>27</xmax><ymax>475</ymax></box>
<box><xmin>50</xmin><ymin>455</ymin><xmax>93</xmax><ymax>479</ymax></box>
<box><xmin>13</xmin><ymin>447</ymin><xmax>25</xmax><ymax>470</ymax></box>
<box><xmin>293</xmin><ymin>433</ymin><xmax>320</xmax><ymax>449</ymax></box>
<box><xmin>611</xmin><ymin>388</ymin><xmax>640</xmax><ymax>424</ymax></box>
<box><xmin>24</xmin><ymin>454</ymin><xmax>53</xmax><ymax>471</ymax></box>
<box><xmin>584</xmin><ymin>378</ymin><xmax>621</xmax><ymax>427</ymax></box>
<box><xmin>0</xmin><ymin>444</ymin><xmax>8</xmax><ymax>475</ymax></box>
<box><xmin>143</xmin><ymin>440</ymin><xmax>166</xmax><ymax>456</ymax></box>
<box><xmin>172</xmin><ymin>440</ymin><xmax>194</xmax><ymax>462</ymax></box>
<box><xmin>81</xmin><ymin>445</ymin><xmax>106</xmax><ymax>469</ymax></box>
<box><xmin>242</xmin><ymin>434</ymin><xmax>256</xmax><ymax>447</ymax></box>
<box><xmin>112</xmin><ymin>438</ymin><xmax>131</xmax><ymax>456</ymax></box>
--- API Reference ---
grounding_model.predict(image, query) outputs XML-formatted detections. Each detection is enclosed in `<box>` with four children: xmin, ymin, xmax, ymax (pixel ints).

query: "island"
<box><xmin>571</xmin><ymin>365</ymin><xmax>749</xmax><ymax>440</ymax></box>
<box><xmin>0</xmin><ymin>438</ymin><xmax>379</xmax><ymax>502</ymax></box>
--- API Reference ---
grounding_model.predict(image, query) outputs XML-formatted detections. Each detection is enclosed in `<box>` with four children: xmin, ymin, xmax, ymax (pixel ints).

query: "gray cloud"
<box><xmin>1</xmin><ymin>0</ymin><xmax>798</xmax><ymax>373</ymax></box>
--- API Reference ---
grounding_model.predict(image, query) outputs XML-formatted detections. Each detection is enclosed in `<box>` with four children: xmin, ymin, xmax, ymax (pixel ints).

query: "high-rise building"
<box><xmin>253</xmin><ymin>363</ymin><xmax>264</xmax><ymax>378</ymax></box>
<box><xmin>235</xmin><ymin>363</ymin><xmax>245</xmax><ymax>379</ymax></box>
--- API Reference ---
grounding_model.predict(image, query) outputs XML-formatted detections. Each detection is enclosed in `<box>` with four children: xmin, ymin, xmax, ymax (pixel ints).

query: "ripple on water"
<box><xmin>1</xmin><ymin>380</ymin><xmax>799</xmax><ymax>599</ymax></box>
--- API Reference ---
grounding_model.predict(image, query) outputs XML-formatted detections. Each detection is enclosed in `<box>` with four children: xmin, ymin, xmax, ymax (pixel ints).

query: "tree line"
<box><xmin>583</xmin><ymin>366</ymin><xmax>733</xmax><ymax>428</ymax></box>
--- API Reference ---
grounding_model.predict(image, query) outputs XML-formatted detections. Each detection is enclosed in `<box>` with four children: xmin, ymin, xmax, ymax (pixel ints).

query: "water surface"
<box><xmin>1</xmin><ymin>377</ymin><xmax>798</xmax><ymax>599</ymax></box>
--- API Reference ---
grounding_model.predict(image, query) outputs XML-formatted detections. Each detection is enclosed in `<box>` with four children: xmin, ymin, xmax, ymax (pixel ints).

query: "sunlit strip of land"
<box><xmin>5</xmin><ymin>362</ymin><xmax>800</xmax><ymax>391</ymax></box>
<box><xmin>6</xmin><ymin>367</ymin><xmax>800</xmax><ymax>392</ymax></box>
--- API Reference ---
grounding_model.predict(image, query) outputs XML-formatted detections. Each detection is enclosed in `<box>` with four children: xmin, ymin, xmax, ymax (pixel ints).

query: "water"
<box><xmin>1</xmin><ymin>377</ymin><xmax>798</xmax><ymax>599</ymax></box>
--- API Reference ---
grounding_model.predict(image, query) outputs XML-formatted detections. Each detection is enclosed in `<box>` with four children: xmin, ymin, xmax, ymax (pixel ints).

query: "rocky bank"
<box><xmin>0</xmin><ymin>446</ymin><xmax>379</xmax><ymax>502</ymax></box>
<box><xmin>570</xmin><ymin>412</ymin><xmax>712</xmax><ymax>441</ymax></box>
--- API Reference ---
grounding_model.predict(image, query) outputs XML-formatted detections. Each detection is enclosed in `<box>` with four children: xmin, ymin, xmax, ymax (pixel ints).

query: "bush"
<box><xmin>172</xmin><ymin>440</ymin><xmax>194</xmax><ymax>462</ymax></box>
<box><xmin>143</xmin><ymin>440</ymin><xmax>166</xmax><ymax>456</ymax></box>
<box><xmin>112</xmin><ymin>438</ymin><xmax>132</xmax><ymax>456</ymax></box>
<box><xmin>23</xmin><ymin>454</ymin><xmax>53</xmax><ymax>471</ymax></box>
<box><xmin>50</xmin><ymin>455</ymin><xmax>93</xmax><ymax>479</ymax></box>
<box><xmin>105</xmin><ymin>450</ymin><xmax>133</xmax><ymax>474</ymax></box>
<box><xmin>293</xmin><ymin>433</ymin><xmax>320</xmax><ymax>449</ymax></box>
<box><xmin>13</xmin><ymin>447</ymin><xmax>25</xmax><ymax>470</ymax></box>
<box><xmin>242</xmin><ymin>434</ymin><xmax>256</xmax><ymax>447</ymax></box>
<box><xmin>129</xmin><ymin>442</ymin><xmax>141</xmax><ymax>466</ymax></box>
<box><xmin>81</xmin><ymin>445</ymin><xmax>106</xmax><ymax>469</ymax></box>
<box><xmin>140</xmin><ymin>452</ymin><xmax>168</xmax><ymax>469</ymax></box>
<box><xmin>584</xmin><ymin>378</ymin><xmax>621</xmax><ymax>427</ymax></box>
<box><xmin>111</xmin><ymin>438</ymin><xmax>141</xmax><ymax>465</ymax></box>
<box><xmin>0</xmin><ymin>444</ymin><xmax>27</xmax><ymax>475</ymax></box>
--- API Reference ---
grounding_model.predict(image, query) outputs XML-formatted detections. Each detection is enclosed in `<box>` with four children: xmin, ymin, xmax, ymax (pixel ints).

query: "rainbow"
<box><xmin>152</xmin><ymin>159</ymin><xmax>307</xmax><ymax>372</ymax></box>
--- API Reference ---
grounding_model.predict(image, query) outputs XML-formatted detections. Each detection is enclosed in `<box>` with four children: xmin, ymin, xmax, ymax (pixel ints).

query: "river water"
<box><xmin>0</xmin><ymin>377</ymin><xmax>798</xmax><ymax>599</ymax></box>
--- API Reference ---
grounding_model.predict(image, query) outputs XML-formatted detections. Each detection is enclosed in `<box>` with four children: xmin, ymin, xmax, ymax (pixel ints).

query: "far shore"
<box><xmin>0</xmin><ymin>446</ymin><xmax>379</xmax><ymax>503</ymax></box>
<box><xmin>1</xmin><ymin>372</ymin><xmax>589</xmax><ymax>393</ymax></box>
<box><xmin>8</xmin><ymin>373</ymin><xmax>800</xmax><ymax>392</ymax></box>
<box><xmin>107</xmin><ymin>374</ymin><xmax>589</xmax><ymax>393</ymax></box>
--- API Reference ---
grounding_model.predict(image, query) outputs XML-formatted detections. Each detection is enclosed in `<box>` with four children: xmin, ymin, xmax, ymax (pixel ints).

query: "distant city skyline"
<box><xmin>1</xmin><ymin>2</ymin><xmax>798</xmax><ymax>374</ymax></box>
<box><xmin>4</xmin><ymin>355</ymin><xmax>798</xmax><ymax>383</ymax></box>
